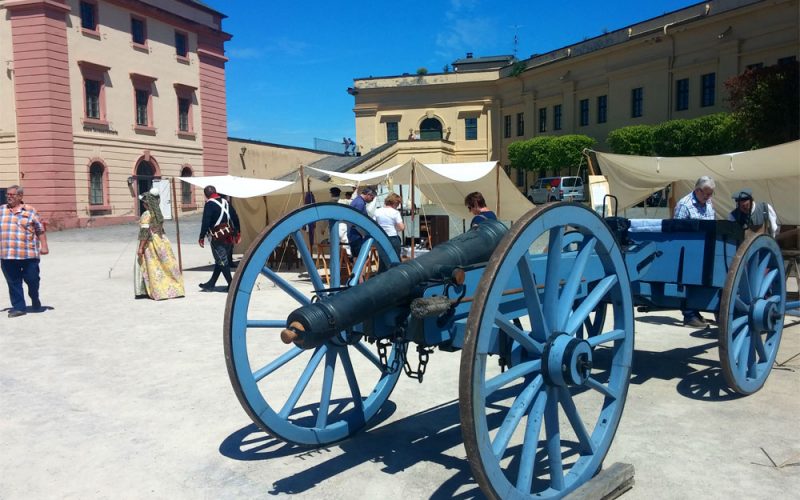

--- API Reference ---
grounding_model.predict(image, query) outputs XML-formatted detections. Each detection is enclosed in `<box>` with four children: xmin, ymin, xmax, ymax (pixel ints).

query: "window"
<box><xmin>85</xmin><ymin>79</ymin><xmax>101</xmax><ymax>119</ymax></box>
<box><xmin>503</xmin><ymin>115</ymin><xmax>511</xmax><ymax>138</ymax></box>
<box><xmin>180</xmin><ymin>166</ymin><xmax>194</xmax><ymax>206</ymax></box>
<box><xmin>675</xmin><ymin>78</ymin><xmax>689</xmax><ymax>111</ymax></box>
<box><xmin>79</xmin><ymin>1</ymin><xmax>97</xmax><ymax>31</ymax></box>
<box><xmin>701</xmin><ymin>73</ymin><xmax>715</xmax><ymax>107</ymax></box>
<box><xmin>778</xmin><ymin>56</ymin><xmax>797</xmax><ymax>66</ymax></box>
<box><xmin>175</xmin><ymin>31</ymin><xmax>188</xmax><ymax>58</ymax></box>
<box><xmin>631</xmin><ymin>87</ymin><xmax>643</xmax><ymax>118</ymax></box>
<box><xmin>465</xmin><ymin>117</ymin><xmax>478</xmax><ymax>140</ymax></box>
<box><xmin>420</xmin><ymin>117</ymin><xmax>443</xmax><ymax>140</ymax></box>
<box><xmin>131</xmin><ymin>17</ymin><xmax>146</xmax><ymax>46</ymax></box>
<box><xmin>178</xmin><ymin>97</ymin><xmax>191</xmax><ymax>132</ymax></box>
<box><xmin>516</xmin><ymin>113</ymin><xmax>524</xmax><ymax>136</ymax></box>
<box><xmin>516</xmin><ymin>168</ymin><xmax>524</xmax><ymax>187</ymax></box>
<box><xmin>553</xmin><ymin>105</ymin><xmax>562</xmax><ymax>131</ymax></box>
<box><xmin>386</xmin><ymin>121</ymin><xmax>398</xmax><ymax>141</ymax></box>
<box><xmin>597</xmin><ymin>95</ymin><xmax>607</xmax><ymax>124</ymax></box>
<box><xmin>538</xmin><ymin>107</ymin><xmax>547</xmax><ymax>132</ymax></box>
<box><xmin>135</xmin><ymin>89</ymin><xmax>150</xmax><ymax>126</ymax></box>
<box><xmin>579</xmin><ymin>99</ymin><xmax>589</xmax><ymax>126</ymax></box>
<box><xmin>89</xmin><ymin>162</ymin><xmax>104</xmax><ymax>205</ymax></box>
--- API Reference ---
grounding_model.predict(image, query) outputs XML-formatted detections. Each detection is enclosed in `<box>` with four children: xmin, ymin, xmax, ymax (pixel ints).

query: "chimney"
<box><xmin>466</xmin><ymin>52</ymin><xmax>473</xmax><ymax>59</ymax></box>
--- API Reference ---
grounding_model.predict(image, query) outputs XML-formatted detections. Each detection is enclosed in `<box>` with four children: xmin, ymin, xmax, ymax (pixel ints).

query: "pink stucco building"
<box><xmin>0</xmin><ymin>0</ymin><xmax>230</xmax><ymax>228</ymax></box>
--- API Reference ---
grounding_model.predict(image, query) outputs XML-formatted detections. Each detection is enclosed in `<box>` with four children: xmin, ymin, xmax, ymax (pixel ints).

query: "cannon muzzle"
<box><xmin>282</xmin><ymin>219</ymin><xmax>507</xmax><ymax>348</ymax></box>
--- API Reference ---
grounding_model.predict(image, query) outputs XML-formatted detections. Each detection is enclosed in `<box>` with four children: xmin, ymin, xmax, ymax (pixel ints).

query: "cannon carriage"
<box><xmin>223</xmin><ymin>201</ymin><xmax>789</xmax><ymax>499</ymax></box>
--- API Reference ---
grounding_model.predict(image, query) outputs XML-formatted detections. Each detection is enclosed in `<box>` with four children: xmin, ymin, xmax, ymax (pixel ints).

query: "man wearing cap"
<box><xmin>347</xmin><ymin>187</ymin><xmax>376</xmax><ymax>259</ymax></box>
<box><xmin>727</xmin><ymin>188</ymin><xmax>779</xmax><ymax>238</ymax></box>
<box><xmin>329</xmin><ymin>187</ymin><xmax>342</xmax><ymax>202</ymax></box>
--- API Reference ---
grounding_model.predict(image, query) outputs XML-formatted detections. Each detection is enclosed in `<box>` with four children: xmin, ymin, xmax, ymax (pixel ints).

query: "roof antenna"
<box><xmin>511</xmin><ymin>25</ymin><xmax>523</xmax><ymax>58</ymax></box>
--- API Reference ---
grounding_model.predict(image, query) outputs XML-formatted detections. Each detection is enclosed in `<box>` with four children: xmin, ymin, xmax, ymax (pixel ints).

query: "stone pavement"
<box><xmin>0</xmin><ymin>216</ymin><xmax>798</xmax><ymax>499</ymax></box>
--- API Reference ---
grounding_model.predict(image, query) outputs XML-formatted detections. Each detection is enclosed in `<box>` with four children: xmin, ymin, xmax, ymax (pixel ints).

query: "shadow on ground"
<box><xmin>219</xmin><ymin>400</ymin><xmax>481</xmax><ymax>498</ymax></box>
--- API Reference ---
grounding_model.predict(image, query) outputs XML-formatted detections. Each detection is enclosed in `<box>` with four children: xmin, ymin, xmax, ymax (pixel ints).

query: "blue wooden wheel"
<box><xmin>460</xmin><ymin>203</ymin><xmax>634</xmax><ymax>499</ymax></box>
<box><xmin>719</xmin><ymin>234</ymin><xmax>785</xmax><ymax>395</ymax></box>
<box><xmin>224</xmin><ymin>203</ymin><xmax>402</xmax><ymax>446</ymax></box>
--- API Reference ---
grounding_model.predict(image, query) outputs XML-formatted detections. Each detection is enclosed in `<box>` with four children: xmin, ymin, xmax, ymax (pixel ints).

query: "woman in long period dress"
<box><xmin>134</xmin><ymin>189</ymin><xmax>185</xmax><ymax>300</ymax></box>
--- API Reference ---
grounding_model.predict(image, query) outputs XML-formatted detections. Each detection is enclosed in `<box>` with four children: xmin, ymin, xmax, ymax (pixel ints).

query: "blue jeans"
<box><xmin>1</xmin><ymin>258</ymin><xmax>40</xmax><ymax>311</ymax></box>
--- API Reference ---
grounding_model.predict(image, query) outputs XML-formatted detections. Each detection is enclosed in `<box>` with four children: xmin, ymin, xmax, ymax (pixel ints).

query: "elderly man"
<box><xmin>674</xmin><ymin>176</ymin><xmax>716</xmax><ymax>328</ymax></box>
<box><xmin>727</xmin><ymin>188</ymin><xmax>779</xmax><ymax>238</ymax></box>
<box><xmin>0</xmin><ymin>185</ymin><xmax>49</xmax><ymax>317</ymax></box>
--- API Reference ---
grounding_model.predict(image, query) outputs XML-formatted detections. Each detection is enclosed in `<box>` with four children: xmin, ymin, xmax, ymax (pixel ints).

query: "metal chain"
<box><xmin>403</xmin><ymin>345</ymin><xmax>434</xmax><ymax>383</ymax></box>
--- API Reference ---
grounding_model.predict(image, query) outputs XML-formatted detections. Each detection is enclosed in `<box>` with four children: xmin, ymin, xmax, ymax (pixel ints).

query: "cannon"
<box><xmin>224</xmin><ymin>202</ymin><xmax>788</xmax><ymax>499</ymax></box>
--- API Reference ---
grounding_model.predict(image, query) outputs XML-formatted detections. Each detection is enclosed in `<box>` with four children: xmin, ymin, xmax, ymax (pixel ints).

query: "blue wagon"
<box><xmin>224</xmin><ymin>202</ymin><xmax>789</xmax><ymax>499</ymax></box>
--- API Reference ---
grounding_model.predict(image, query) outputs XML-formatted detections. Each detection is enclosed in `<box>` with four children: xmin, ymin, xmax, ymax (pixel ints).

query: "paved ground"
<box><xmin>1</xmin><ymin>216</ymin><xmax>798</xmax><ymax>499</ymax></box>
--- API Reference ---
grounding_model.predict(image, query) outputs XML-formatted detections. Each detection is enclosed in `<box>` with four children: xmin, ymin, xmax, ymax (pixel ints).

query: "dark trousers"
<box><xmin>205</xmin><ymin>240</ymin><xmax>233</xmax><ymax>287</ymax></box>
<box><xmin>1</xmin><ymin>258</ymin><xmax>40</xmax><ymax>311</ymax></box>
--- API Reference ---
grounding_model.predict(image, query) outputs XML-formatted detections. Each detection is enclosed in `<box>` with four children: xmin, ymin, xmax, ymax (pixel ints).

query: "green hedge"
<box><xmin>508</xmin><ymin>134</ymin><xmax>596</xmax><ymax>171</ymax></box>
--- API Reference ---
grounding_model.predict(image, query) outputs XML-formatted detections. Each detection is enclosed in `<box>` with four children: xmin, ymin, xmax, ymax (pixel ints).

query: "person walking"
<box><xmin>673</xmin><ymin>176</ymin><xmax>716</xmax><ymax>327</ymax></box>
<box><xmin>199</xmin><ymin>185</ymin><xmax>239</xmax><ymax>292</ymax></box>
<box><xmin>0</xmin><ymin>185</ymin><xmax>49</xmax><ymax>317</ymax></box>
<box><xmin>134</xmin><ymin>188</ymin><xmax>184</xmax><ymax>300</ymax></box>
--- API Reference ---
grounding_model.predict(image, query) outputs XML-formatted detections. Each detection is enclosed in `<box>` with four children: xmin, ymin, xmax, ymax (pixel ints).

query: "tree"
<box><xmin>651</xmin><ymin>113</ymin><xmax>744</xmax><ymax>156</ymax></box>
<box><xmin>725</xmin><ymin>61</ymin><xmax>799</xmax><ymax>148</ymax></box>
<box><xmin>416</xmin><ymin>67</ymin><xmax>428</xmax><ymax>75</ymax></box>
<box><xmin>508</xmin><ymin>135</ymin><xmax>595</xmax><ymax>172</ymax></box>
<box><xmin>607</xmin><ymin>125</ymin><xmax>655</xmax><ymax>155</ymax></box>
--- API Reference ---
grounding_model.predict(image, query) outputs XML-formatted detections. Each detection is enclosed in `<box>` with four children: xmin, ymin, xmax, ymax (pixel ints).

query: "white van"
<box><xmin>530</xmin><ymin>176</ymin><xmax>585</xmax><ymax>204</ymax></box>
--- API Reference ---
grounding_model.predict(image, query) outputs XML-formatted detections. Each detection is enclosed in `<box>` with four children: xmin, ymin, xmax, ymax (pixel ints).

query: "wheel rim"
<box><xmin>719</xmin><ymin>234</ymin><xmax>785</xmax><ymax>395</ymax></box>
<box><xmin>460</xmin><ymin>203</ymin><xmax>633</xmax><ymax>499</ymax></box>
<box><xmin>224</xmin><ymin>203</ymin><xmax>402</xmax><ymax>446</ymax></box>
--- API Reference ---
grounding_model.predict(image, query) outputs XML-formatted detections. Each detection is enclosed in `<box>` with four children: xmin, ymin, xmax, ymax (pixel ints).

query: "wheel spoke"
<box><xmin>753</xmin><ymin>331</ymin><xmax>767</xmax><ymax>362</ymax></box>
<box><xmin>734</xmin><ymin>297</ymin><xmax>749</xmax><ymax>312</ymax></box>
<box><xmin>252</xmin><ymin>346</ymin><xmax>304</xmax><ymax>382</ymax></box>
<box><xmin>353</xmin><ymin>340</ymin><xmax>385</xmax><ymax>371</ymax></box>
<box><xmin>586</xmin><ymin>329</ymin><xmax>626</xmax><ymax>348</ymax></box>
<box><xmin>350</xmin><ymin>238</ymin><xmax>375</xmax><ymax>284</ymax></box>
<box><xmin>732</xmin><ymin>324</ymin><xmax>750</xmax><ymax>361</ymax></box>
<box><xmin>757</xmin><ymin>269</ymin><xmax>779</xmax><ymax>299</ymax></box>
<box><xmin>543</xmin><ymin>226</ymin><xmax>565</xmax><ymax>331</ymax></box>
<box><xmin>516</xmin><ymin>388</ymin><xmax>548</xmax><ymax>493</ymax></box>
<box><xmin>544</xmin><ymin>386</ymin><xmax>564</xmax><ymax>491</ymax></box>
<box><xmin>315</xmin><ymin>348</ymin><xmax>337</xmax><ymax>429</ymax></box>
<box><xmin>557</xmin><ymin>386</ymin><xmax>595</xmax><ymax>455</ymax></box>
<box><xmin>517</xmin><ymin>254</ymin><xmax>550</xmax><ymax>341</ymax></box>
<box><xmin>565</xmin><ymin>275</ymin><xmax>618</xmax><ymax>336</ymax></box>
<box><xmin>329</xmin><ymin>221</ymin><xmax>342</xmax><ymax>289</ymax></box>
<box><xmin>585</xmin><ymin>376</ymin><xmax>617</xmax><ymax>400</ymax></box>
<box><xmin>753</xmin><ymin>254</ymin><xmax>770</xmax><ymax>297</ymax></box>
<box><xmin>557</xmin><ymin>237</ymin><xmax>597</xmax><ymax>330</ymax></box>
<box><xmin>339</xmin><ymin>348</ymin><xmax>364</xmax><ymax>412</ymax></box>
<box><xmin>261</xmin><ymin>266</ymin><xmax>311</xmax><ymax>305</ymax></box>
<box><xmin>293</xmin><ymin>230</ymin><xmax>324</xmax><ymax>292</ymax></box>
<box><xmin>739</xmin><ymin>265</ymin><xmax>753</xmax><ymax>304</ymax></box>
<box><xmin>485</xmin><ymin>359</ymin><xmax>542</xmax><ymax>395</ymax></box>
<box><xmin>278</xmin><ymin>345</ymin><xmax>327</xmax><ymax>419</ymax></box>
<box><xmin>494</xmin><ymin>316</ymin><xmax>544</xmax><ymax>355</ymax></box>
<box><xmin>492</xmin><ymin>375</ymin><xmax>543</xmax><ymax>460</ymax></box>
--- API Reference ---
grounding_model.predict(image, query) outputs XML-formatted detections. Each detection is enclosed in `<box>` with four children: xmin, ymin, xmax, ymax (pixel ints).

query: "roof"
<box><xmin>451</xmin><ymin>54</ymin><xmax>515</xmax><ymax>65</ymax></box>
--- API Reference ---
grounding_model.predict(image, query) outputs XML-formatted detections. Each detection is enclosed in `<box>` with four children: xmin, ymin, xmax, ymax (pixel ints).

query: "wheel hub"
<box><xmin>542</xmin><ymin>333</ymin><xmax>593</xmax><ymax>386</ymax></box>
<box><xmin>751</xmin><ymin>298</ymin><xmax>779</xmax><ymax>333</ymax></box>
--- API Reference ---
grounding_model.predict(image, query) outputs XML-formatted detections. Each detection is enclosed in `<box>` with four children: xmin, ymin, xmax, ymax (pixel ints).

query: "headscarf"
<box><xmin>142</xmin><ymin>188</ymin><xmax>164</xmax><ymax>226</ymax></box>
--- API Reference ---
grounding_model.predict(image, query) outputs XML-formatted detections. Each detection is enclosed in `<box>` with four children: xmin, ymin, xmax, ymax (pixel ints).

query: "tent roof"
<box><xmin>180</xmin><ymin>175</ymin><xmax>294</xmax><ymax>198</ymax></box>
<box><xmin>593</xmin><ymin>140</ymin><xmax>800</xmax><ymax>225</ymax></box>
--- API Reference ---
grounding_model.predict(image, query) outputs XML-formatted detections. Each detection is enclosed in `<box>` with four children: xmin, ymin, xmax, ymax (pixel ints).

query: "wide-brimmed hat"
<box><xmin>732</xmin><ymin>188</ymin><xmax>753</xmax><ymax>202</ymax></box>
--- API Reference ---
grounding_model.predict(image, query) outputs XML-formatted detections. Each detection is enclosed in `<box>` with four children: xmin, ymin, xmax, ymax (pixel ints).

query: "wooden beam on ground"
<box><xmin>566</xmin><ymin>462</ymin><xmax>635</xmax><ymax>500</ymax></box>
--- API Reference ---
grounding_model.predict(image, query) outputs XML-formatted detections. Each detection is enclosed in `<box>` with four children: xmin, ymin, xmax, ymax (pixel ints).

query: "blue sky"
<box><xmin>206</xmin><ymin>0</ymin><xmax>697</xmax><ymax>149</ymax></box>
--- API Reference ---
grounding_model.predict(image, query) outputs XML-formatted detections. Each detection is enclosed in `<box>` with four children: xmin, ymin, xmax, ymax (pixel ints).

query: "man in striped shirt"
<box><xmin>0</xmin><ymin>185</ymin><xmax>49</xmax><ymax>317</ymax></box>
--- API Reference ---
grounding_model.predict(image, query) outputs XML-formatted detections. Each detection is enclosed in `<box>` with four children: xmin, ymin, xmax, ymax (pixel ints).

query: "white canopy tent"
<box><xmin>592</xmin><ymin>140</ymin><xmax>800</xmax><ymax>225</ymax></box>
<box><xmin>182</xmin><ymin>160</ymin><xmax>534</xmax><ymax>251</ymax></box>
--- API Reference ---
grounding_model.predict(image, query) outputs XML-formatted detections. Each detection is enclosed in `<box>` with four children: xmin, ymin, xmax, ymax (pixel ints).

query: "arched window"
<box><xmin>135</xmin><ymin>159</ymin><xmax>155</xmax><ymax>215</ymax></box>
<box><xmin>180</xmin><ymin>166</ymin><xmax>193</xmax><ymax>206</ymax></box>
<box><xmin>89</xmin><ymin>162</ymin><xmax>105</xmax><ymax>205</ymax></box>
<box><xmin>419</xmin><ymin>117</ymin><xmax>443</xmax><ymax>140</ymax></box>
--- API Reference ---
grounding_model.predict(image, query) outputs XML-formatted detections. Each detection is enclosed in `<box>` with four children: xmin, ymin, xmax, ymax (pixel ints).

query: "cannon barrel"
<box><xmin>281</xmin><ymin>219</ymin><xmax>508</xmax><ymax>348</ymax></box>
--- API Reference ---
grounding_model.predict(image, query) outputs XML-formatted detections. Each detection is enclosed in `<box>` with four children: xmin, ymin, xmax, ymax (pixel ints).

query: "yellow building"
<box><xmin>351</xmin><ymin>0</ymin><xmax>799</xmax><ymax>187</ymax></box>
<box><xmin>0</xmin><ymin>0</ymin><xmax>230</xmax><ymax>228</ymax></box>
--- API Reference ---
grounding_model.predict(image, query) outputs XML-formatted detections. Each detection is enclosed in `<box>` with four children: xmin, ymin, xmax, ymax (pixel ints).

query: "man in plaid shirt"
<box><xmin>0</xmin><ymin>185</ymin><xmax>49</xmax><ymax>317</ymax></box>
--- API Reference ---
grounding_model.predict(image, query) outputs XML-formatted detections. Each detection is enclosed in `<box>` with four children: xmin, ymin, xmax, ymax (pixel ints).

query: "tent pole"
<box><xmin>495</xmin><ymin>163</ymin><xmax>500</xmax><ymax>217</ymax></box>
<box><xmin>399</xmin><ymin>184</ymin><xmax>405</xmax><ymax>250</ymax></box>
<box><xmin>584</xmin><ymin>149</ymin><xmax>598</xmax><ymax>176</ymax></box>
<box><xmin>171</xmin><ymin>177</ymin><xmax>183</xmax><ymax>272</ymax></box>
<box><xmin>411</xmin><ymin>159</ymin><xmax>416</xmax><ymax>259</ymax></box>
<box><xmin>299</xmin><ymin>164</ymin><xmax>306</xmax><ymax>206</ymax></box>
